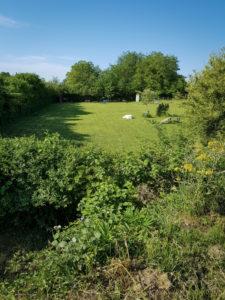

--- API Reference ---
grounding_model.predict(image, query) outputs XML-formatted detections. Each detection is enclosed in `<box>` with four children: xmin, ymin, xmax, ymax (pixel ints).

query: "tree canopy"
<box><xmin>134</xmin><ymin>52</ymin><xmax>185</xmax><ymax>97</ymax></box>
<box><xmin>188</xmin><ymin>48</ymin><xmax>225</xmax><ymax>138</ymax></box>
<box><xmin>65</xmin><ymin>61</ymin><xmax>100</xmax><ymax>98</ymax></box>
<box><xmin>64</xmin><ymin>51</ymin><xmax>186</xmax><ymax>100</ymax></box>
<box><xmin>0</xmin><ymin>72</ymin><xmax>56</xmax><ymax>128</ymax></box>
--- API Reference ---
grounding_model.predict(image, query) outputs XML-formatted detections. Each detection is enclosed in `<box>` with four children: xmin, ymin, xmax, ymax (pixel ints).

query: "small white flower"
<box><xmin>54</xmin><ymin>225</ymin><xmax>61</xmax><ymax>230</ymax></box>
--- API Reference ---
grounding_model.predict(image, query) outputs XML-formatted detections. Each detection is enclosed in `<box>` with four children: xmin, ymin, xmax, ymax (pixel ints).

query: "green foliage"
<box><xmin>156</xmin><ymin>103</ymin><xmax>170</xmax><ymax>116</ymax></box>
<box><xmin>180</xmin><ymin>139</ymin><xmax>225</xmax><ymax>215</ymax></box>
<box><xmin>63</xmin><ymin>51</ymin><xmax>186</xmax><ymax>101</ymax></box>
<box><xmin>0</xmin><ymin>72</ymin><xmax>57</xmax><ymax>129</ymax></box>
<box><xmin>0</xmin><ymin>133</ymin><xmax>185</xmax><ymax>228</ymax></box>
<box><xmin>134</xmin><ymin>52</ymin><xmax>186</xmax><ymax>98</ymax></box>
<box><xmin>0</xmin><ymin>134</ymin><xmax>224</xmax><ymax>299</ymax></box>
<box><xmin>188</xmin><ymin>48</ymin><xmax>225</xmax><ymax>138</ymax></box>
<box><xmin>47</xmin><ymin>77</ymin><xmax>67</xmax><ymax>103</ymax></box>
<box><xmin>112</xmin><ymin>51</ymin><xmax>143</xmax><ymax>99</ymax></box>
<box><xmin>141</xmin><ymin>88</ymin><xmax>159</xmax><ymax>106</ymax></box>
<box><xmin>97</xmin><ymin>69</ymin><xmax>118</xmax><ymax>99</ymax></box>
<box><xmin>65</xmin><ymin>61</ymin><xmax>100</xmax><ymax>98</ymax></box>
<box><xmin>0</xmin><ymin>49</ymin><xmax>225</xmax><ymax>299</ymax></box>
<box><xmin>0</xmin><ymin>134</ymin><xmax>110</xmax><ymax>226</ymax></box>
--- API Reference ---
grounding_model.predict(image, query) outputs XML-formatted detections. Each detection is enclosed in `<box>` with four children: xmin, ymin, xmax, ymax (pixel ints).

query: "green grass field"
<box><xmin>5</xmin><ymin>100</ymin><xmax>187</xmax><ymax>152</ymax></box>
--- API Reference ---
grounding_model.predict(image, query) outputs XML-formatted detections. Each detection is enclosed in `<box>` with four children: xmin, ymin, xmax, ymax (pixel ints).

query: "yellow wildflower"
<box><xmin>196</xmin><ymin>152</ymin><xmax>209</xmax><ymax>161</ymax></box>
<box><xmin>208</xmin><ymin>140</ymin><xmax>217</xmax><ymax>148</ymax></box>
<box><xmin>197</xmin><ymin>170</ymin><xmax>205</xmax><ymax>175</ymax></box>
<box><xmin>183</xmin><ymin>163</ymin><xmax>193</xmax><ymax>172</ymax></box>
<box><xmin>208</xmin><ymin>140</ymin><xmax>225</xmax><ymax>153</ymax></box>
<box><xmin>205</xmin><ymin>169</ymin><xmax>214</xmax><ymax>176</ymax></box>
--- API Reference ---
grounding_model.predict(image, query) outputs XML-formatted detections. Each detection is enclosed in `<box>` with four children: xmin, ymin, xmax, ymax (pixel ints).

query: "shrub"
<box><xmin>156</xmin><ymin>103</ymin><xmax>169</xmax><ymax>116</ymax></box>
<box><xmin>0</xmin><ymin>133</ymin><xmax>186</xmax><ymax>228</ymax></box>
<box><xmin>0</xmin><ymin>72</ymin><xmax>59</xmax><ymax>129</ymax></box>
<box><xmin>0</xmin><ymin>134</ymin><xmax>113</xmax><ymax>227</ymax></box>
<box><xmin>179</xmin><ymin>139</ymin><xmax>225</xmax><ymax>215</ymax></box>
<box><xmin>1</xmin><ymin>134</ymin><xmax>224</xmax><ymax>299</ymax></box>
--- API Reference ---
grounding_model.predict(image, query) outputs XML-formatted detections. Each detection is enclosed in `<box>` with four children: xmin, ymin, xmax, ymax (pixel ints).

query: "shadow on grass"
<box><xmin>4</xmin><ymin>103</ymin><xmax>91</xmax><ymax>145</ymax></box>
<box><xmin>0</xmin><ymin>226</ymin><xmax>50</xmax><ymax>279</ymax></box>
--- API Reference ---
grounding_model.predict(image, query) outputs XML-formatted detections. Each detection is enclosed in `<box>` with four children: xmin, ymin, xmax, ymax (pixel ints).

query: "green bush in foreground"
<box><xmin>0</xmin><ymin>135</ymin><xmax>224</xmax><ymax>299</ymax></box>
<box><xmin>0</xmin><ymin>134</ymin><xmax>183</xmax><ymax>228</ymax></box>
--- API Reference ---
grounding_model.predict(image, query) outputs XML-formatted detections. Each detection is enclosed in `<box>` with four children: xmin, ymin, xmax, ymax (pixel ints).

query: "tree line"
<box><xmin>1</xmin><ymin>47</ymin><xmax>225</xmax><ymax>139</ymax></box>
<box><xmin>0</xmin><ymin>50</ymin><xmax>187</xmax><ymax>129</ymax></box>
<box><xmin>65</xmin><ymin>51</ymin><xmax>186</xmax><ymax>100</ymax></box>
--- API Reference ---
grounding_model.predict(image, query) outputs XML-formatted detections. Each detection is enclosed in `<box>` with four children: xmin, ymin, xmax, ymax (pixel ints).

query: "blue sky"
<box><xmin>0</xmin><ymin>0</ymin><xmax>224</xmax><ymax>80</ymax></box>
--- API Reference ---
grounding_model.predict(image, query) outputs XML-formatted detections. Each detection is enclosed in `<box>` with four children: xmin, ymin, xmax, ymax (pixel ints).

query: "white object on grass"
<box><xmin>122</xmin><ymin>114</ymin><xmax>133</xmax><ymax>120</ymax></box>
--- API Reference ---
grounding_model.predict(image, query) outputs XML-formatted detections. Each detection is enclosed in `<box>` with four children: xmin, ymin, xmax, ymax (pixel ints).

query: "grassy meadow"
<box><xmin>4</xmin><ymin>100</ymin><xmax>186</xmax><ymax>152</ymax></box>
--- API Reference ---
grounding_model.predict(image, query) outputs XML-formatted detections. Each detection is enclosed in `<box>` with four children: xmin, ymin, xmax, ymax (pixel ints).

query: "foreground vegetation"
<box><xmin>0</xmin><ymin>134</ymin><xmax>224</xmax><ymax>299</ymax></box>
<box><xmin>4</xmin><ymin>100</ymin><xmax>186</xmax><ymax>152</ymax></box>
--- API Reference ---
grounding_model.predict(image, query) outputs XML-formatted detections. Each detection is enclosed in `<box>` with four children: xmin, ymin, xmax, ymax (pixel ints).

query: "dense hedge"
<box><xmin>0</xmin><ymin>72</ymin><xmax>57</xmax><ymax>129</ymax></box>
<box><xmin>0</xmin><ymin>135</ymin><xmax>224</xmax><ymax>299</ymax></box>
<box><xmin>0</xmin><ymin>134</ymin><xmax>186</xmax><ymax>228</ymax></box>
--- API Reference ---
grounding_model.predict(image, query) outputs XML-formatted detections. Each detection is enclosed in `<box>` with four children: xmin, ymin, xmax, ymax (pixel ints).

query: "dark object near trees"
<box><xmin>156</xmin><ymin>103</ymin><xmax>169</xmax><ymax>116</ymax></box>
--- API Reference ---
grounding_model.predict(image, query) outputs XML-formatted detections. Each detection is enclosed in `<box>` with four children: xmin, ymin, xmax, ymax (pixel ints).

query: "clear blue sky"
<box><xmin>0</xmin><ymin>0</ymin><xmax>224</xmax><ymax>80</ymax></box>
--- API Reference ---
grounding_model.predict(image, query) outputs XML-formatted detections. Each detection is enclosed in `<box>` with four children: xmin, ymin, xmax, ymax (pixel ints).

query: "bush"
<box><xmin>0</xmin><ymin>72</ymin><xmax>58</xmax><ymax>129</ymax></box>
<box><xmin>1</xmin><ymin>178</ymin><xmax>225</xmax><ymax>299</ymax></box>
<box><xmin>156</xmin><ymin>103</ymin><xmax>169</xmax><ymax>116</ymax></box>
<box><xmin>0</xmin><ymin>133</ymin><xmax>186</xmax><ymax>228</ymax></box>
<box><xmin>179</xmin><ymin>139</ymin><xmax>225</xmax><ymax>215</ymax></box>
<box><xmin>1</xmin><ymin>134</ymin><xmax>224</xmax><ymax>299</ymax></box>
<box><xmin>0</xmin><ymin>134</ymin><xmax>113</xmax><ymax>227</ymax></box>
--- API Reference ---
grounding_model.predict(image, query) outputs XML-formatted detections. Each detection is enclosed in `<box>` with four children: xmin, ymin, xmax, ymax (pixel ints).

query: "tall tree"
<box><xmin>112</xmin><ymin>51</ymin><xmax>143</xmax><ymax>99</ymax></box>
<box><xmin>97</xmin><ymin>69</ymin><xmax>118</xmax><ymax>99</ymax></box>
<box><xmin>47</xmin><ymin>78</ymin><xmax>66</xmax><ymax>103</ymax></box>
<box><xmin>134</xmin><ymin>52</ymin><xmax>185</xmax><ymax>97</ymax></box>
<box><xmin>65</xmin><ymin>61</ymin><xmax>100</xmax><ymax>98</ymax></box>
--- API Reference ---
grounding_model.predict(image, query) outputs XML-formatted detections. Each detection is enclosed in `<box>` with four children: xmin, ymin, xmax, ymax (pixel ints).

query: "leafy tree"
<box><xmin>173</xmin><ymin>75</ymin><xmax>187</xmax><ymax>97</ymax></box>
<box><xmin>112</xmin><ymin>51</ymin><xmax>143</xmax><ymax>99</ymax></box>
<box><xmin>0</xmin><ymin>72</ymin><xmax>55</xmax><ymax>128</ymax></box>
<box><xmin>65</xmin><ymin>61</ymin><xmax>100</xmax><ymax>98</ymax></box>
<box><xmin>141</xmin><ymin>88</ymin><xmax>159</xmax><ymax>112</ymax></box>
<box><xmin>134</xmin><ymin>52</ymin><xmax>184</xmax><ymax>97</ymax></box>
<box><xmin>0</xmin><ymin>73</ymin><xmax>11</xmax><ymax>119</ymax></box>
<box><xmin>47</xmin><ymin>77</ymin><xmax>66</xmax><ymax>103</ymax></box>
<box><xmin>7</xmin><ymin>73</ymin><xmax>49</xmax><ymax>112</ymax></box>
<box><xmin>97</xmin><ymin>69</ymin><xmax>118</xmax><ymax>99</ymax></box>
<box><xmin>0</xmin><ymin>77</ymin><xmax>7</xmax><ymax>125</ymax></box>
<box><xmin>188</xmin><ymin>48</ymin><xmax>225</xmax><ymax>137</ymax></box>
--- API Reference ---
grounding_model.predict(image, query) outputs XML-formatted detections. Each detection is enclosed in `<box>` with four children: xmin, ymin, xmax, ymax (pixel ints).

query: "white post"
<box><xmin>136</xmin><ymin>93</ymin><xmax>140</xmax><ymax>102</ymax></box>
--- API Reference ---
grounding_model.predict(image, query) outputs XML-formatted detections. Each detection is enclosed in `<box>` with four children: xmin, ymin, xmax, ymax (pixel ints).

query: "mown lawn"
<box><xmin>4</xmin><ymin>100</ymin><xmax>187</xmax><ymax>152</ymax></box>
